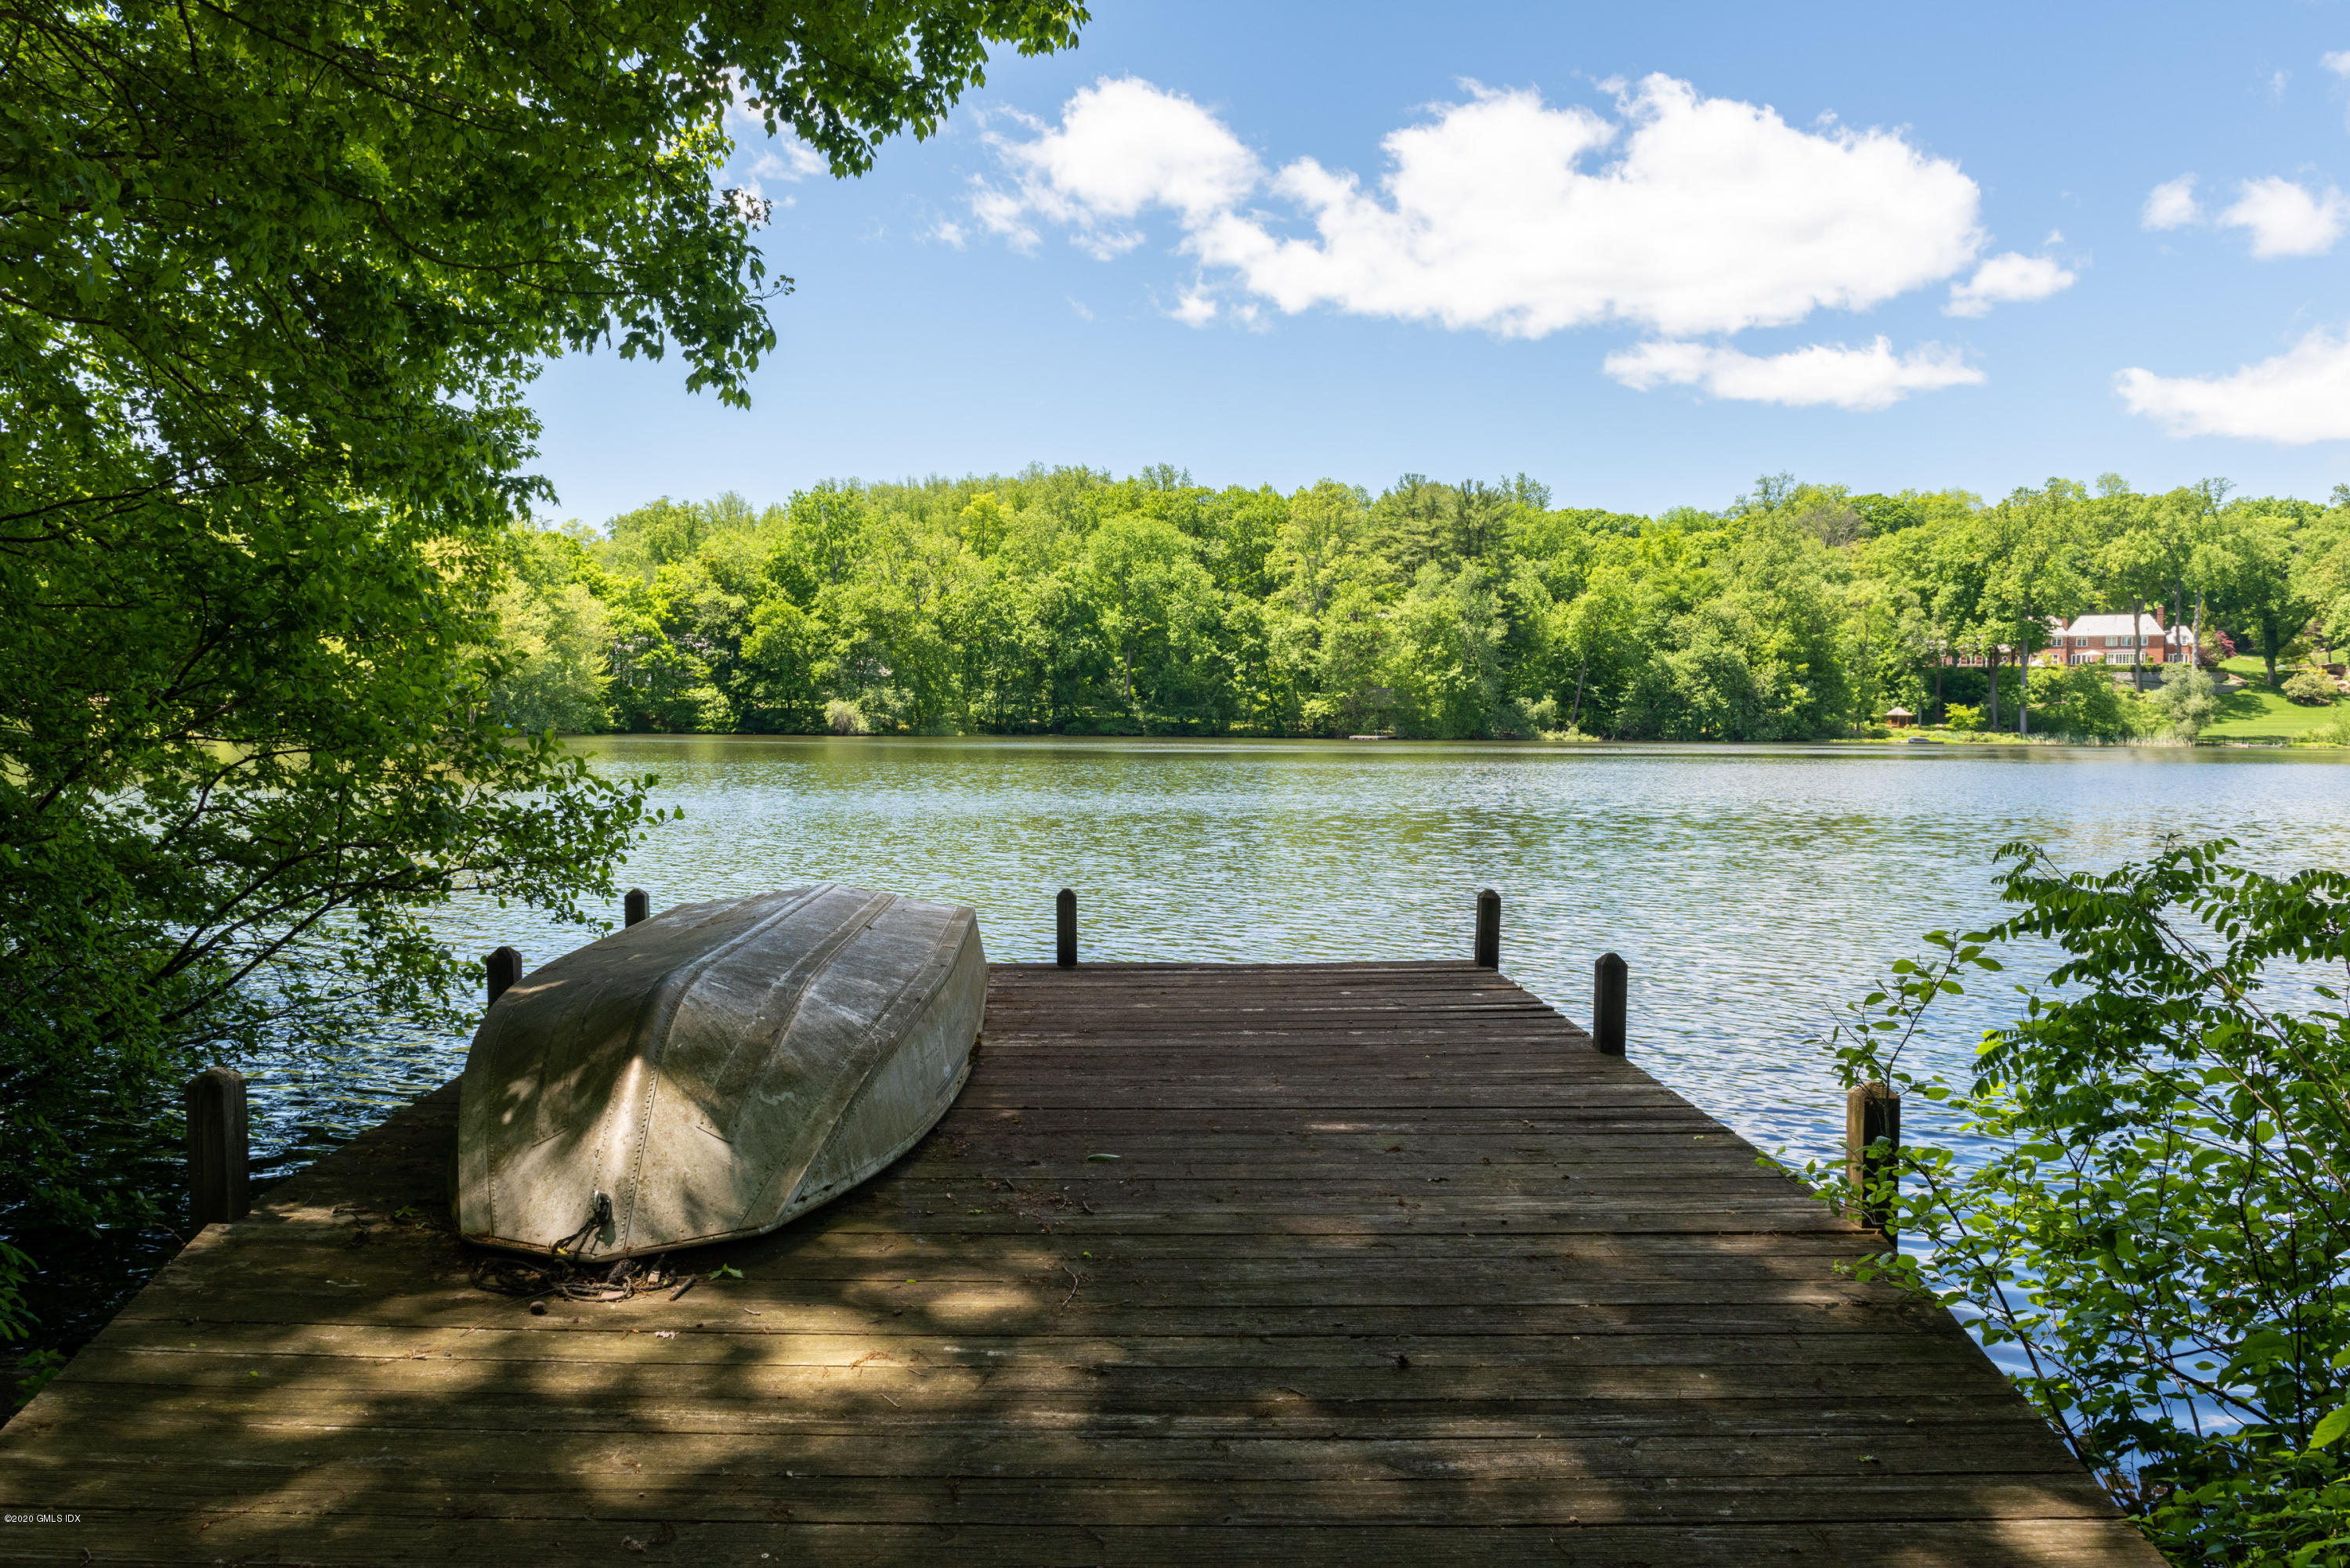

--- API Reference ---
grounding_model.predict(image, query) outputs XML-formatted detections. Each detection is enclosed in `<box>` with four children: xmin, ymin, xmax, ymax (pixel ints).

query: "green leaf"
<box><xmin>2312</xmin><ymin>1405</ymin><xmax>2350</xmax><ymax>1449</ymax></box>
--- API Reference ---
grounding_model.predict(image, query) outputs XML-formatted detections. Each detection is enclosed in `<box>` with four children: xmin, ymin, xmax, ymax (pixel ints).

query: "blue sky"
<box><xmin>529</xmin><ymin>1</ymin><xmax>2350</xmax><ymax>522</ymax></box>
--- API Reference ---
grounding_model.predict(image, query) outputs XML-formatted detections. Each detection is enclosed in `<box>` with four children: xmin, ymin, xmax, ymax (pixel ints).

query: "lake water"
<box><xmin>253</xmin><ymin>736</ymin><xmax>2350</xmax><ymax>1188</ymax></box>
<box><xmin>18</xmin><ymin>736</ymin><xmax>2331</xmax><ymax>1359</ymax></box>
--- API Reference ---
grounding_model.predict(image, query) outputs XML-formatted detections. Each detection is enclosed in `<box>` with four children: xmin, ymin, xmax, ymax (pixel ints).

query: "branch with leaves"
<box><xmin>1808</xmin><ymin>838</ymin><xmax>2350</xmax><ymax>1563</ymax></box>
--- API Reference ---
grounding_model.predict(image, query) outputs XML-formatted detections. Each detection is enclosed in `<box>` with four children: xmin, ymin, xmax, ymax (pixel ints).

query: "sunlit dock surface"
<box><xmin>0</xmin><ymin>962</ymin><xmax>2160</xmax><ymax>1565</ymax></box>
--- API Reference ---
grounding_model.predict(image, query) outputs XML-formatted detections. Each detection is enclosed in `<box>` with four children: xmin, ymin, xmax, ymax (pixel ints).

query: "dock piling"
<box><xmin>1056</xmin><ymin>888</ymin><xmax>1077</xmax><ymax>968</ymax></box>
<box><xmin>624</xmin><ymin>887</ymin><xmax>650</xmax><ymax>927</ymax></box>
<box><xmin>1474</xmin><ymin>888</ymin><xmax>1500</xmax><ymax>969</ymax></box>
<box><xmin>185</xmin><ymin>1067</ymin><xmax>249</xmax><ymax>1229</ymax></box>
<box><xmin>1593</xmin><ymin>952</ymin><xmax>1627</xmax><ymax>1055</ymax></box>
<box><xmin>1846</xmin><ymin>1082</ymin><xmax>1902</xmax><ymax>1237</ymax></box>
<box><xmin>486</xmin><ymin>945</ymin><xmax>522</xmax><ymax>1006</ymax></box>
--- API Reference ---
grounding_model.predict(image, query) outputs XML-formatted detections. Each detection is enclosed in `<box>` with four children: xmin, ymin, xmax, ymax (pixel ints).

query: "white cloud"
<box><xmin>1603</xmin><ymin>337</ymin><xmax>1983</xmax><ymax>410</ymax></box>
<box><xmin>973</xmin><ymin>78</ymin><xmax>1260</xmax><ymax>261</ymax></box>
<box><xmin>720</xmin><ymin>79</ymin><xmax>827</xmax><ymax>198</ymax></box>
<box><xmin>976</xmin><ymin>74</ymin><xmax>1983</xmax><ymax>341</ymax></box>
<box><xmin>2142</xmin><ymin>175</ymin><xmax>2200</xmax><ymax>229</ymax></box>
<box><xmin>1946</xmin><ymin>252</ymin><xmax>2076</xmax><ymax>316</ymax></box>
<box><xmin>737</xmin><ymin>143</ymin><xmax>825</xmax><ymax>197</ymax></box>
<box><xmin>776</xmin><ymin>142</ymin><xmax>828</xmax><ymax>179</ymax></box>
<box><xmin>1067</xmin><ymin>297</ymin><xmax>1095</xmax><ymax>321</ymax></box>
<box><xmin>969</xmin><ymin>182</ymin><xmax>1044</xmax><ymax>253</ymax></box>
<box><xmin>2117</xmin><ymin>327</ymin><xmax>2350</xmax><ymax>442</ymax></box>
<box><xmin>1168</xmin><ymin>289</ymin><xmax>1218</xmax><ymax>327</ymax></box>
<box><xmin>2218</xmin><ymin>175</ymin><xmax>2348</xmax><ymax>257</ymax></box>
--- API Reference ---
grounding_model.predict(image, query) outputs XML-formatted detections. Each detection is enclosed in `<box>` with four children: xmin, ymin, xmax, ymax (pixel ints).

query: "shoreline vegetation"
<box><xmin>1817</xmin><ymin>840</ymin><xmax>2350</xmax><ymax>1561</ymax></box>
<box><xmin>490</xmin><ymin>467</ymin><xmax>2350</xmax><ymax>749</ymax></box>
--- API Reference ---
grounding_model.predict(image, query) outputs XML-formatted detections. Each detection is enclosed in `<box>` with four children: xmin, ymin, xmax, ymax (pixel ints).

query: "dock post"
<box><xmin>1056</xmin><ymin>888</ymin><xmax>1077</xmax><ymax>968</ymax></box>
<box><xmin>1474</xmin><ymin>888</ymin><xmax>1500</xmax><ymax>969</ymax></box>
<box><xmin>186</xmin><ymin>1067</ymin><xmax>250</xmax><ymax>1229</ymax></box>
<box><xmin>486</xmin><ymin>945</ymin><xmax>522</xmax><ymax>1006</ymax></box>
<box><xmin>1846</xmin><ymin>1082</ymin><xmax>1901</xmax><ymax>1237</ymax></box>
<box><xmin>1593</xmin><ymin>952</ymin><xmax>1627</xmax><ymax>1055</ymax></box>
<box><xmin>624</xmin><ymin>887</ymin><xmax>650</xmax><ymax>927</ymax></box>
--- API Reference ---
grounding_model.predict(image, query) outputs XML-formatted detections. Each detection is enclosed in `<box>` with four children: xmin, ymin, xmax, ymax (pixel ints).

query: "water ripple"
<box><xmin>249</xmin><ymin>736</ymin><xmax>2350</xmax><ymax>1190</ymax></box>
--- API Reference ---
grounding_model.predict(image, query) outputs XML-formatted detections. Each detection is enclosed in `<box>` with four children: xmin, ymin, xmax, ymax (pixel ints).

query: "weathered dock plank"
<box><xmin>0</xmin><ymin>961</ymin><xmax>2164</xmax><ymax>1565</ymax></box>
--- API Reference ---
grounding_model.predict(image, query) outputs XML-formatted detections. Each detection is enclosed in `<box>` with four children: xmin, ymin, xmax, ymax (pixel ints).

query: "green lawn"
<box><xmin>2204</xmin><ymin>657</ymin><xmax>2348</xmax><ymax>739</ymax></box>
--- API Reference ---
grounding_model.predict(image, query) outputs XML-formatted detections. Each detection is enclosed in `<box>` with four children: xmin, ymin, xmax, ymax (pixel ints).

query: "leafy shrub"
<box><xmin>2026</xmin><ymin>663</ymin><xmax>2152</xmax><ymax>740</ymax></box>
<box><xmin>1944</xmin><ymin>703</ymin><xmax>1986</xmax><ymax>732</ymax></box>
<box><xmin>1817</xmin><ymin>841</ymin><xmax>2350</xmax><ymax>1563</ymax></box>
<box><xmin>2148</xmin><ymin>664</ymin><xmax>2219</xmax><ymax>740</ymax></box>
<box><xmin>2283</xmin><ymin>669</ymin><xmax>2341</xmax><ymax>706</ymax></box>
<box><xmin>1509</xmin><ymin>696</ymin><xmax>1560</xmax><ymax>735</ymax></box>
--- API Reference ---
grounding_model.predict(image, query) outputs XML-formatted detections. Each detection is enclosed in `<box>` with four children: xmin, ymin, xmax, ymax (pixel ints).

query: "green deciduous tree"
<box><xmin>490</xmin><ymin>576</ymin><xmax>614</xmax><ymax>735</ymax></box>
<box><xmin>1083</xmin><ymin>515</ymin><xmax>1225</xmax><ymax>728</ymax></box>
<box><xmin>1980</xmin><ymin>482</ymin><xmax>2092</xmax><ymax>736</ymax></box>
<box><xmin>1274</xmin><ymin>480</ymin><xmax>1377</xmax><ymax>618</ymax></box>
<box><xmin>1387</xmin><ymin>563</ymin><xmax>1507</xmax><ymax>738</ymax></box>
<box><xmin>2213</xmin><ymin>515</ymin><xmax>2318</xmax><ymax>689</ymax></box>
<box><xmin>2098</xmin><ymin>504</ymin><xmax>2175</xmax><ymax>692</ymax></box>
<box><xmin>1</xmin><ymin>0</ymin><xmax>1084</xmax><ymax>1339</ymax></box>
<box><xmin>1554</xmin><ymin>567</ymin><xmax>1636</xmax><ymax>735</ymax></box>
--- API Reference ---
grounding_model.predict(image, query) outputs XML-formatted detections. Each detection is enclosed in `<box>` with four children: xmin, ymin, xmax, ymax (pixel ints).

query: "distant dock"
<box><xmin>0</xmin><ymin>959</ymin><xmax>2160</xmax><ymax>1565</ymax></box>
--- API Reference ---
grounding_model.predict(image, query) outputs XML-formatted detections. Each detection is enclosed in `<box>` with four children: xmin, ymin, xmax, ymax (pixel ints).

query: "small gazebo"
<box><xmin>1884</xmin><ymin>706</ymin><xmax>1916</xmax><ymax>729</ymax></box>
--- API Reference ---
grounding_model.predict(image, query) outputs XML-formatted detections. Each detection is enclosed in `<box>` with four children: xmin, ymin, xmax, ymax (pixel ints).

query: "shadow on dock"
<box><xmin>0</xmin><ymin>962</ymin><xmax>2161</xmax><ymax>1565</ymax></box>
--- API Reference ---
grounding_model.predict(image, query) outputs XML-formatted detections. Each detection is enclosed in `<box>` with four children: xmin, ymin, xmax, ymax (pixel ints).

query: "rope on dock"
<box><xmin>467</xmin><ymin>1251</ymin><xmax>685</xmax><ymax>1303</ymax></box>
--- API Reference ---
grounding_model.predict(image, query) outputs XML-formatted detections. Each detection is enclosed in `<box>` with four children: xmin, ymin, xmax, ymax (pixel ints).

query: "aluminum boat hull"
<box><xmin>455</xmin><ymin>884</ymin><xmax>984</xmax><ymax>1259</ymax></box>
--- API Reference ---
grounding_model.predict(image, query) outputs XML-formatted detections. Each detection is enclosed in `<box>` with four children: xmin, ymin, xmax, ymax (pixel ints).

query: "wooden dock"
<box><xmin>0</xmin><ymin>962</ymin><xmax>2161</xmax><ymax>1565</ymax></box>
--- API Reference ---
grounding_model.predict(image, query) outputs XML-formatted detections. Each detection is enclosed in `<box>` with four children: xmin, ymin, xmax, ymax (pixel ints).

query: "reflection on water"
<box><xmin>255</xmin><ymin>735</ymin><xmax>2350</xmax><ymax>1191</ymax></box>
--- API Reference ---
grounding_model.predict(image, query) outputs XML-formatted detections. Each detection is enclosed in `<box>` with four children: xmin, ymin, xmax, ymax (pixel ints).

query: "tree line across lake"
<box><xmin>490</xmin><ymin>466</ymin><xmax>2350</xmax><ymax>745</ymax></box>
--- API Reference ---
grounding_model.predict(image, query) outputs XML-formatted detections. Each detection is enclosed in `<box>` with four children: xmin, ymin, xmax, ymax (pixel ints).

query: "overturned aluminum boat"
<box><xmin>456</xmin><ymin>884</ymin><xmax>984</xmax><ymax>1259</ymax></box>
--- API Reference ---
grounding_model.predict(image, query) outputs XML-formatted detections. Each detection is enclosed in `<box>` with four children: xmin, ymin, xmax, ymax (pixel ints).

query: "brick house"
<box><xmin>1940</xmin><ymin>612</ymin><xmax>2198</xmax><ymax>673</ymax></box>
<box><xmin>2036</xmin><ymin>612</ymin><xmax>2196</xmax><ymax>669</ymax></box>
